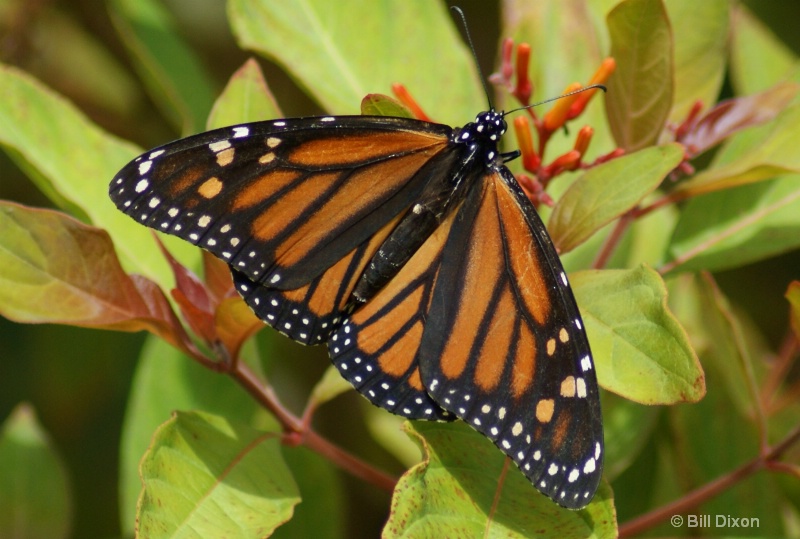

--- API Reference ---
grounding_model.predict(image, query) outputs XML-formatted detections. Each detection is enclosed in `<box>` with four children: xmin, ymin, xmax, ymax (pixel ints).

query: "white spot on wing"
<box><xmin>209</xmin><ymin>140</ymin><xmax>231</xmax><ymax>152</ymax></box>
<box><xmin>576</xmin><ymin>378</ymin><xmax>587</xmax><ymax>398</ymax></box>
<box><xmin>581</xmin><ymin>355</ymin><xmax>592</xmax><ymax>372</ymax></box>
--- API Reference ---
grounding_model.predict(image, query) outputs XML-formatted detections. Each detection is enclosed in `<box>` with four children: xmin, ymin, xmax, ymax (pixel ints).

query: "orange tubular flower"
<box><xmin>513</xmin><ymin>115</ymin><xmax>540</xmax><ymax>172</ymax></box>
<box><xmin>391</xmin><ymin>83</ymin><xmax>432</xmax><ymax>122</ymax></box>
<box><xmin>514</xmin><ymin>42</ymin><xmax>532</xmax><ymax>106</ymax></box>
<box><xmin>543</xmin><ymin>82</ymin><xmax>583</xmax><ymax>132</ymax></box>
<box><xmin>567</xmin><ymin>57</ymin><xmax>616</xmax><ymax>120</ymax></box>
<box><xmin>574</xmin><ymin>126</ymin><xmax>594</xmax><ymax>157</ymax></box>
<box><xmin>549</xmin><ymin>150</ymin><xmax>581</xmax><ymax>173</ymax></box>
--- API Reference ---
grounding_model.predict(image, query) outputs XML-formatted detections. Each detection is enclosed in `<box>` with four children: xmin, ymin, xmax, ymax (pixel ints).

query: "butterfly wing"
<box><xmin>110</xmin><ymin>117</ymin><xmax>452</xmax><ymax>343</ymax></box>
<box><xmin>418</xmin><ymin>167</ymin><xmax>603</xmax><ymax>509</ymax></box>
<box><xmin>326</xmin><ymin>206</ymin><xmax>459</xmax><ymax>420</ymax></box>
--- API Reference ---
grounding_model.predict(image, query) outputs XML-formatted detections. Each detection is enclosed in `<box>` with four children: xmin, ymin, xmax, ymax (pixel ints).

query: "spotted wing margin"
<box><xmin>418</xmin><ymin>168</ymin><xmax>603</xmax><ymax>509</ymax></box>
<box><xmin>109</xmin><ymin>116</ymin><xmax>452</xmax><ymax>291</ymax></box>
<box><xmin>230</xmin><ymin>211</ymin><xmax>405</xmax><ymax>345</ymax></box>
<box><xmin>325</xmin><ymin>208</ymin><xmax>461</xmax><ymax>420</ymax></box>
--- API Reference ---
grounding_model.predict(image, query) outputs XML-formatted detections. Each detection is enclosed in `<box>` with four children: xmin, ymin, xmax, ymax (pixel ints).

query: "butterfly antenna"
<box><xmin>504</xmin><ymin>84</ymin><xmax>608</xmax><ymax>117</ymax></box>
<box><xmin>450</xmin><ymin>6</ymin><xmax>494</xmax><ymax>110</ymax></box>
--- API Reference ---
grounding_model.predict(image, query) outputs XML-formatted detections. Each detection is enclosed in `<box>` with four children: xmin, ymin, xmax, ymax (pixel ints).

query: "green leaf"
<box><xmin>276</xmin><ymin>446</ymin><xmax>346</xmax><ymax>539</ymax></box>
<box><xmin>307</xmin><ymin>365</ymin><xmax>354</xmax><ymax>413</ymax></box>
<box><xmin>138</xmin><ymin>410</ymin><xmax>300</xmax><ymax>539</ymax></box>
<box><xmin>108</xmin><ymin>0</ymin><xmax>217</xmax><ymax>134</ymax></box>
<box><xmin>227</xmin><ymin>0</ymin><xmax>482</xmax><ymax>124</ymax></box>
<box><xmin>16</xmin><ymin>6</ymin><xmax>141</xmax><ymax>118</ymax></box>
<box><xmin>360</xmin><ymin>94</ymin><xmax>414</xmax><ymax>118</ymax></box>
<box><xmin>665</xmin><ymin>175</ymin><xmax>800</xmax><ymax>274</ymax></box>
<box><xmin>600</xmin><ymin>393</ymin><xmax>659</xmax><ymax>481</ymax></box>
<box><xmin>730</xmin><ymin>5</ymin><xmax>800</xmax><ymax>95</ymax></box>
<box><xmin>671</xmin><ymin>351</ymin><xmax>785</xmax><ymax>537</ymax></box>
<box><xmin>666</xmin><ymin>0</ymin><xmax>729</xmax><ymax>122</ymax></box>
<box><xmin>0</xmin><ymin>404</ymin><xmax>71</xmax><ymax>539</ymax></box>
<box><xmin>572</xmin><ymin>266</ymin><xmax>704</xmax><ymax>404</ymax></box>
<box><xmin>0</xmin><ymin>63</ymin><xmax>199</xmax><ymax>288</ymax></box>
<box><xmin>119</xmin><ymin>337</ymin><xmax>263</xmax><ymax>534</ymax></box>
<box><xmin>617</xmin><ymin>199</ymin><xmax>679</xmax><ymax>269</ymax></box>
<box><xmin>0</xmin><ymin>203</ymin><xmax>191</xmax><ymax>350</ymax></box>
<box><xmin>691</xmin><ymin>274</ymin><xmax>765</xmax><ymax>419</ymax></box>
<box><xmin>364</xmin><ymin>407</ymin><xmax>420</xmax><ymax>469</ymax></box>
<box><xmin>385</xmin><ymin>422</ymin><xmax>616</xmax><ymax>538</ymax></box>
<box><xmin>606</xmin><ymin>0</ymin><xmax>674</xmax><ymax>151</ymax></box>
<box><xmin>549</xmin><ymin>143</ymin><xmax>683</xmax><ymax>253</ymax></box>
<box><xmin>207</xmin><ymin>58</ymin><xmax>282</xmax><ymax>130</ymax></box>
<box><xmin>788</xmin><ymin>281</ymin><xmax>800</xmax><ymax>340</ymax></box>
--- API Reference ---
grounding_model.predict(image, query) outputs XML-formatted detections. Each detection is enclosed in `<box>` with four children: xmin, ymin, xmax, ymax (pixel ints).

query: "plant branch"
<box><xmin>229</xmin><ymin>359</ymin><xmax>397</xmax><ymax>492</ymax></box>
<box><xmin>762</xmin><ymin>330</ymin><xmax>799</xmax><ymax>413</ymax></box>
<box><xmin>618</xmin><ymin>424</ymin><xmax>800</xmax><ymax>537</ymax></box>
<box><xmin>592</xmin><ymin>211</ymin><xmax>634</xmax><ymax>269</ymax></box>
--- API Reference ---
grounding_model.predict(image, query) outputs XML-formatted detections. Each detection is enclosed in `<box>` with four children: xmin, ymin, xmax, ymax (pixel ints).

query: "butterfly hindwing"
<box><xmin>418</xmin><ymin>168</ymin><xmax>603</xmax><ymax>509</ymax></box>
<box><xmin>230</xmin><ymin>212</ymin><xmax>405</xmax><ymax>344</ymax></box>
<box><xmin>326</xmin><ymin>209</ymin><xmax>460</xmax><ymax>421</ymax></box>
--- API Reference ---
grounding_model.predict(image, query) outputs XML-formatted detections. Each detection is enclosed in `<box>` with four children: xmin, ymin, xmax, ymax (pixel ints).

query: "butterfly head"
<box><xmin>457</xmin><ymin>110</ymin><xmax>507</xmax><ymax>166</ymax></box>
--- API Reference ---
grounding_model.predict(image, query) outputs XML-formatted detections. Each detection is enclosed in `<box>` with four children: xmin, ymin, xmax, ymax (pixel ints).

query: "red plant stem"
<box><xmin>630</xmin><ymin>193</ymin><xmax>675</xmax><ymax>220</ymax></box>
<box><xmin>761</xmin><ymin>330</ymin><xmax>799</xmax><ymax>412</ymax></box>
<box><xmin>485</xmin><ymin>459</ymin><xmax>511</xmax><ymax>537</ymax></box>
<box><xmin>234</xmin><ymin>362</ymin><xmax>302</xmax><ymax>431</ymax></box>
<box><xmin>619</xmin><ymin>424</ymin><xmax>800</xmax><ymax>537</ymax></box>
<box><xmin>768</xmin><ymin>377</ymin><xmax>800</xmax><ymax>415</ymax></box>
<box><xmin>303</xmin><ymin>429</ymin><xmax>398</xmax><ymax>492</ymax></box>
<box><xmin>592</xmin><ymin>211</ymin><xmax>634</xmax><ymax>269</ymax></box>
<box><xmin>231</xmin><ymin>361</ymin><xmax>397</xmax><ymax>492</ymax></box>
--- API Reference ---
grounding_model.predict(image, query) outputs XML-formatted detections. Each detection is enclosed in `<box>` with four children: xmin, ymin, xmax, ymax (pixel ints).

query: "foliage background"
<box><xmin>1</xmin><ymin>0</ymin><xmax>800</xmax><ymax>538</ymax></box>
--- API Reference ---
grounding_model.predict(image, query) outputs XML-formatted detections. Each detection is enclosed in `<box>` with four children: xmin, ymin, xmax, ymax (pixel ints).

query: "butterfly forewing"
<box><xmin>110</xmin><ymin>117</ymin><xmax>450</xmax><ymax>289</ymax></box>
<box><xmin>110</xmin><ymin>117</ymin><xmax>451</xmax><ymax>342</ymax></box>
<box><xmin>418</xmin><ymin>169</ymin><xmax>603</xmax><ymax>509</ymax></box>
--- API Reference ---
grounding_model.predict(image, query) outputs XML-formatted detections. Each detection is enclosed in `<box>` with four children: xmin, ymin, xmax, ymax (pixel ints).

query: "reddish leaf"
<box><xmin>154</xmin><ymin>235</ymin><xmax>217</xmax><ymax>343</ymax></box>
<box><xmin>156</xmin><ymin>237</ymin><xmax>261</xmax><ymax>358</ymax></box>
<box><xmin>215</xmin><ymin>297</ymin><xmax>263</xmax><ymax>360</ymax></box>
<box><xmin>0</xmin><ymin>202</ymin><xmax>192</xmax><ymax>352</ymax></box>
<box><xmin>681</xmin><ymin>82</ymin><xmax>799</xmax><ymax>156</ymax></box>
<box><xmin>202</xmin><ymin>250</ymin><xmax>236</xmax><ymax>301</ymax></box>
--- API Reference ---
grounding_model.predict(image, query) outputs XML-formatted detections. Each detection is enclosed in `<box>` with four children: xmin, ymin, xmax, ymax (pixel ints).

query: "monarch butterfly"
<box><xmin>109</xmin><ymin>24</ymin><xmax>603</xmax><ymax>511</ymax></box>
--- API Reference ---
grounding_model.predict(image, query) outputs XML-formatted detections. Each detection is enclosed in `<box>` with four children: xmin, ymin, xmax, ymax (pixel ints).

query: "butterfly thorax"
<box><xmin>452</xmin><ymin>110</ymin><xmax>507</xmax><ymax>168</ymax></box>
<box><xmin>351</xmin><ymin>111</ymin><xmax>507</xmax><ymax>305</ymax></box>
